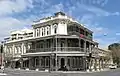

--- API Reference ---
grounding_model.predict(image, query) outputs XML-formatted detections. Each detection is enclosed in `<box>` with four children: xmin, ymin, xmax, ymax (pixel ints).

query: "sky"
<box><xmin>0</xmin><ymin>0</ymin><xmax>120</xmax><ymax>48</ymax></box>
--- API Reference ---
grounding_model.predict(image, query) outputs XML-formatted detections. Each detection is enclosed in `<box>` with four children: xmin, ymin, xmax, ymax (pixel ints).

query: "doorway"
<box><xmin>61</xmin><ymin>58</ymin><xmax>65</xmax><ymax>68</ymax></box>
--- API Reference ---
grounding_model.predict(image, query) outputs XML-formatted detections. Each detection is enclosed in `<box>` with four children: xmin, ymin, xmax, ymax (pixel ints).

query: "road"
<box><xmin>1</xmin><ymin>68</ymin><xmax>120</xmax><ymax>76</ymax></box>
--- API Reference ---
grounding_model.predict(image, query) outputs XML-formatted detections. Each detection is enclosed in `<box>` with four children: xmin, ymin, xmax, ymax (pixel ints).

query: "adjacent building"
<box><xmin>3</xmin><ymin>12</ymin><xmax>112</xmax><ymax>71</ymax></box>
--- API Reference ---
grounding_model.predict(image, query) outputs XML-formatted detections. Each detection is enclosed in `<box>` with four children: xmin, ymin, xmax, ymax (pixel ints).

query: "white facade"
<box><xmin>3</xmin><ymin>12</ymin><xmax>113</xmax><ymax>71</ymax></box>
<box><xmin>34</xmin><ymin>22</ymin><xmax>67</xmax><ymax>38</ymax></box>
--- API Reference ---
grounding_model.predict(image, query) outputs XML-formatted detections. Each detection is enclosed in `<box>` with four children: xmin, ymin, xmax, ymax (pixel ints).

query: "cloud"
<box><xmin>0</xmin><ymin>17</ymin><xmax>32</xmax><ymax>37</ymax></box>
<box><xmin>116</xmin><ymin>32</ymin><xmax>120</xmax><ymax>36</ymax></box>
<box><xmin>0</xmin><ymin>0</ymin><xmax>35</xmax><ymax>41</ymax></box>
<box><xmin>78</xmin><ymin>4</ymin><xmax>120</xmax><ymax>17</ymax></box>
<box><xmin>67</xmin><ymin>1</ymin><xmax>119</xmax><ymax>17</ymax></box>
<box><xmin>95</xmin><ymin>37</ymin><xmax>118</xmax><ymax>48</ymax></box>
<box><xmin>0</xmin><ymin>0</ymin><xmax>118</xmax><ymax>48</ymax></box>
<box><xmin>0</xmin><ymin>0</ymin><xmax>33</xmax><ymax>16</ymax></box>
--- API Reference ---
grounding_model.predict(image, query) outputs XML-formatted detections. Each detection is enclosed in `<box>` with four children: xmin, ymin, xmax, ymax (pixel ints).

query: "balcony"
<box><xmin>26</xmin><ymin>47</ymin><xmax>90</xmax><ymax>53</ymax></box>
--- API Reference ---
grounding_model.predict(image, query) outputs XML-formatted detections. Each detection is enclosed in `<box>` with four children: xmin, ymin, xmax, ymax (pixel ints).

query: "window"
<box><xmin>41</xmin><ymin>58</ymin><xmax>45</xmax><ymax>67</ymax></box>
<box><xmin>77</xmin><ymin>57</ymin><xmax>79</xmax><ymax>67</ymax></box>
<box><xmin>36</xmin><ymin>28</ymin><xmax>39</xmax><ymax>36</ymax></box>
<box><xmin>53</xmin><ymin>58</ymin><xmax>56</xmax><ymax>67</ymax></box>
<box><xmin>35</xmin><ymin>58</ymin><xmax>39</xmax><ymax>67</ymax></box>
<box><xmin>67</xmin><ymin>58</ymin><xmax>70</xmax><ymax>66</ymax></box>
<box><xmin>44</xmin><ymin>27</ymin><xmax>45</xmax><ymax>36</ymax></box>
<box><xmin>42</xmin><ymin>28</ymin><xmax>44</xmax><ymax>36</ymax></box>
<box><xmin>46</xmin><ymin>39</ymin><xmax>50</xmax><ymax>48</ymax></box>
<box><xmin>80</xmin><ymin>28</ymin><xmax>84</xmax><ymax>35</ymax></box>
<box><xmin>46</xmin><ymin>26</ymin><xmax>50</xmax><ymax>35</ymax></box>
<box><xmin>39</xmin><ymin>28</ymin><xmax>40</xmax><ymax>36</ymax></box>
<box><xmin>73</xmin><ymin>57</ymin><xmax>76</xmax><ymax>67</ymax></box>
<box><xmin>45</xmin><ymin>57</ymin><xmax>49</xmax><ymax>67</ymax></box>
<box><xmin>40</xmin><ymin>42</ymin><xmax>44</xmax><ymax>48</ymax></box>
<box><xmin>53</xmin><ymin>24</ymin><xmax>58</xmax><ymax>34</ymax></box>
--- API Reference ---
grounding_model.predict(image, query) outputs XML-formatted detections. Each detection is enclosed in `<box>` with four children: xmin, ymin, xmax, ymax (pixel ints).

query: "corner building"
<box><xmin>4</xmin><ymin>12</ymin><xmax>99</xmax><ymax>71</ymax></box>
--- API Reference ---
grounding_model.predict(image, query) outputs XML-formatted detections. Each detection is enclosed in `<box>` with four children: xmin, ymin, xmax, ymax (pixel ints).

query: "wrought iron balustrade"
<box><xmin>26</xmin><ymin>47</ymin><xmax>88</xmax><ymax>53</ymax></box>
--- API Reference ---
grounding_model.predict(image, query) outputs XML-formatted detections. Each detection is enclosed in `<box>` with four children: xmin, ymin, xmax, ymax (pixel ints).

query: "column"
<box><xmin>65</xmin><ymin>38</ymin><xmax>67</xmax><ymax>51</ymax></box>
<box><xmin>12</xmin><ymin>44</ymin><xmax>15</xmax><ymax>57</ymax></box>
<box><xmin>94</xmin><ymin>58</ymin><xmax>97</xmax><ymax>71</ymax></box>
<box><xmin>28</xmin><ymin>57</ymin><xmax>31</xmax><ymax>70</ymax></box>
<box><xmin>21</xmin><ymin>43</ymin><xmax>24</xmax><ymax>55</ymax></box>
<box><xmin>89</xmin><ymin>43</ymin><xmax>91</xmax><ymax>53</ymax></box>
<box><xmin>83</xmin><ymin>57</ymin><xmax>86</xmax><ymax>71</ymax></box>
<box><xmin>50</xmin><ymin>54</ymin><xmax>53</xmax><ymax>71</ymax></box>
<box><xmin>39</xmin><ymin>56</ymin><xmax>41</xmax><ymax>69</ymax></box>
<box><xmin>84</xmin><ymin>40</ymin><xmax>86</xmax><ymax>52</ymax></box>
<box><xmin>33</xmin><ymin>29</ymin><xmax>35</xmax><ymax>37</ymax></box>
<box><xmin>35</xmin><ymin>29</ymin><xmax>37</xmax><ymax>37</ymax></box>
<box><xmin>58</xmin><ymin>57</ymin><xmax>61</xmax><ymax>69</ymax></box>
<box><xmin>91</xmin><ymin>59</ymin><xmax>95</xmax><ymax>71</ymax></box>
<box><xmin>79</xmin><ymin>38</ymin><xmax>81</xmax><ymax>51</ymax></box>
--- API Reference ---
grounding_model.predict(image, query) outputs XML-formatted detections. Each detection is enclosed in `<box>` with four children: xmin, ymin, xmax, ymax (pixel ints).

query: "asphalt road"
<box><xmin>1</xmin><ymin>68</ymin><xmax>120</xmax><ymax>76</ymax></box>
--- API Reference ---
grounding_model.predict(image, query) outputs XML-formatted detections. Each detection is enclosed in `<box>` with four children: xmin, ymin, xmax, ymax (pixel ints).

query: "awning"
<box><xmin>11</xmin><ymin>59</ymin><xmax>19</xmax><ymax>61</ymax></box>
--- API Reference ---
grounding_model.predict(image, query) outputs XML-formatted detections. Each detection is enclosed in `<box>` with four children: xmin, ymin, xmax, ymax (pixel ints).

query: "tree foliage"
<box><xmin>108</xmin><ymin>43</ymin><xmax>120</xmax><ymax>65</ymax></box>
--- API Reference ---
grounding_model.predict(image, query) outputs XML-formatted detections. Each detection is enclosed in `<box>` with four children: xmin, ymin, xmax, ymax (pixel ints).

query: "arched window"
<box><xmin>67</xmin><ymin>58</ymin><xmax>70</xmax><ymax>66</ymax></box>
<box><xmin>77</xmin><ymin>57</ymin><xmax>79</xmax><ymax>67</ymax></box>
<box><xmin>35</xmin><ymin>57</ymin><xmax>39</xmax><ymax>67</ymax></box>
<box><xmin>36</xmin><ymin>28</ymin><xmax>39</xmax><ymax>36</ymax></box>
<box><xmin>44</xmin><ymin>27</ymin><xmax>45</xmax><ymax>36</ymax></box>
<box><xmin>45</xmin><ymin>57</ymin><xmax>49</xmax><ymax>67</ymax></box>
<box><xmin>41</xmin><ymin>27</ymin><xmax>44</xmax><ymax>36</ymax></box>
<box><xmin>73</xmin><ymin>57</ymin><xmax>76</xmax><ymax>67</ymax></box>
<box><xmin>53</xmin><ymin>23</ymin><xmax>58</xmax><ymax>34</ymax></box>
<box><xmin>53</xmin><ymin>58</ymin><xmax>56</xmax><ymax>67</ymax></box>
<box><xmin>46</xmin><ymin>26</ymin><xmax>50</xmax><ymax>35</ymax></box>
<box><xmin>41</xmin><ymin>58</ymin><xmax>44</xmax><ymax>67</ymax></box>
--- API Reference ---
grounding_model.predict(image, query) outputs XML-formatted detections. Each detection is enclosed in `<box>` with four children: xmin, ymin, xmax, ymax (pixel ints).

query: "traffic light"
<box><xmin>0</xmin><ymin>45</ymin><xmax>3</xmax><ymax>53</ymax></box>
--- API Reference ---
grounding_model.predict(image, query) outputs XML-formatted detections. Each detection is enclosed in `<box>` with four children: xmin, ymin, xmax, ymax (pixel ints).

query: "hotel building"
<box><xmin>3</xmin><ymin>12</ymin><xmax>112</xmax><ymax>71</ymax></box>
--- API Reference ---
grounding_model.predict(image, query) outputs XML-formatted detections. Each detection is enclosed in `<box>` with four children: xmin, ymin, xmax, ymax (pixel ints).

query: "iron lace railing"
<box><xmin>26</xmin><ymin>47</ymin><xmax>88</xmax><ymax>53</ymax></box>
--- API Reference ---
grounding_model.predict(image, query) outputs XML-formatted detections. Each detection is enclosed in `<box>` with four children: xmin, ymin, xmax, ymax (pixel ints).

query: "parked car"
<box><xmin>109</xmin><ymin>64</ymin><xmax>117</xmax><ymax>69</ymax></box>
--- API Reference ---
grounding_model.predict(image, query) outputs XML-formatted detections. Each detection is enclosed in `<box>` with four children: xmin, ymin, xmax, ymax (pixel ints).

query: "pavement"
<box><xmin>0</xmin><ymin>68</ymin><xmax>120</xmax><ymax>76</ymax></box>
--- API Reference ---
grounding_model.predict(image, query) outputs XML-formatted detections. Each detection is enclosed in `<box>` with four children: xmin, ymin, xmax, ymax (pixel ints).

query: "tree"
<box><xmin>108</xmin><ymin>43</ymin><xmax>120</xmax><ymax>65</ymax></box>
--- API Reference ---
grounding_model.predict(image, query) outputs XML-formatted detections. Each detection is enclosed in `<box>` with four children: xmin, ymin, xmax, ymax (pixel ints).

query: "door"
<box><xmin>61</xmin><ymin>58</ymin><xmax>65</xmax><ymax>68</ymax></box>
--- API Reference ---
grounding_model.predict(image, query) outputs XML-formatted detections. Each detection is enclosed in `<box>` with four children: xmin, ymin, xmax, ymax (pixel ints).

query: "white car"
<box><xmin>109</xmin><ymin>64</ymin><xmax>117</xmax><ymax>69</ymax></box>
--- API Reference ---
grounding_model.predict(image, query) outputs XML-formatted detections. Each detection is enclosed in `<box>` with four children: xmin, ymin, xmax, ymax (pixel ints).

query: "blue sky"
<box><xmin>0</xmin><ymin>0</ymin><xmax>120</xmax><ymax>48</ymax></box>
